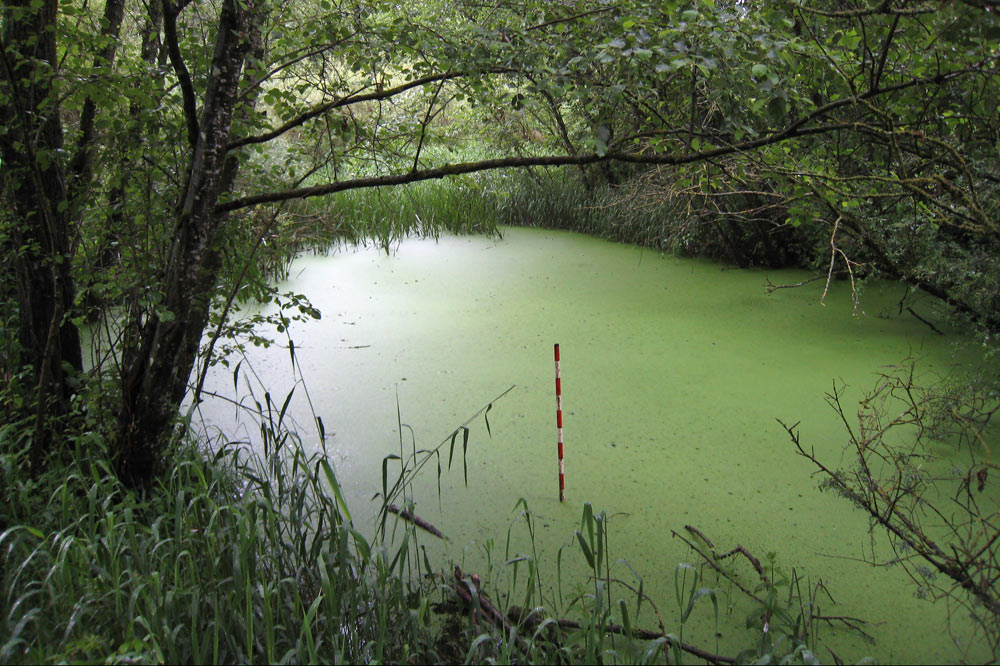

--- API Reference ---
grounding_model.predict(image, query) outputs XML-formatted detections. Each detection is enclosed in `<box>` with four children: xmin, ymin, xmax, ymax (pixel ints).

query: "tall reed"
<box><xmin>0</xmin><ymin>390</ymin><xmax>444</xmax><ymax>664</ymax></box>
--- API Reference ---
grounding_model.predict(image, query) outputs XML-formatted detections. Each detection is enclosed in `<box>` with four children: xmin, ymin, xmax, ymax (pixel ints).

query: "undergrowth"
<box><xmin>0</xmin><ymin>413</ymin><xmax>443</xmax><ymax>663</ymax></box>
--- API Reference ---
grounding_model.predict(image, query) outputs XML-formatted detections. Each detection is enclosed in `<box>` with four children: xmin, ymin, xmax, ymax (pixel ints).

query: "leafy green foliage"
<box><xmin>0</xmin><ymin>410</ymin><xmax>439</xmax><ymax>664</ymax></box>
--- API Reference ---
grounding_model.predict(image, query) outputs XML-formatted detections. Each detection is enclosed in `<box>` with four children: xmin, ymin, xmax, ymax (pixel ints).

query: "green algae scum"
<box><xmin>196</xmin><ymin>227</ymin><xmax>990</xmax><ymax>663</ymax></box>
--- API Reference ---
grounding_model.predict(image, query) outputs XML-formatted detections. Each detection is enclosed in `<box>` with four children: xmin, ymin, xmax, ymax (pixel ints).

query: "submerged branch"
<box><xmin>505</xmin><ymin>599</ymin><xmax>735</xmax><ymax>664</ymax></box>
<box><xmin>387</xmin><ymin>504</ymin><xmax>445</xmax><ymax>539</ymax></box>
<box><xmin>544</xmin><ymin>616</ymin><xmax>736</xmax><ymax>664</ymax></box>
<box><xmin>452</xmin><ymin>566</ymin><xmax>522</xmax><ymax>646</ymax></box>
<box><xmin>764</xmin><ymin>274</ymin><xmax>836</xmax><ymax>293</ymax></box>
<box><xmin>906</xmin><ymin>306</ymin><xmax>945</xmax><ymax>335</ymax></box>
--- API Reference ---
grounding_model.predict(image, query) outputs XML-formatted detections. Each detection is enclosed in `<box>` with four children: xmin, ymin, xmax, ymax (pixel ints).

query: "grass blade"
<box><xmin>462</xmin><ymin>426</ymin><xmax>470</xmax><ymax>486</ymax></box>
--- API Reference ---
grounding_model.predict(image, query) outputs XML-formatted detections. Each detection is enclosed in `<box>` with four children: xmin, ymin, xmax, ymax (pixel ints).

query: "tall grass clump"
<box><xmin>486</xmin><ymin>168</ymin><xmax>653</xmax><ymax>243</ymax></box>
<box><xmin>0</xmin><ymin>409</ymin><xmax>446</xmax><ymax>664</ymax></box>
<box><xmin>322</xmin><ymin>174</ymin><xmax>501</xmax><ymax>250</ymax></box>
<box><xmin>487</xmin><ymin>166</ymin><xmax>824</xmax><ymax>269</ymax></box>
<box><xmin>216</xmin><ymin>175</ymin><xmax>503</xmax><ymax>293</ymax></box>
<box><xmin>254</xmin><ymin>143</ymin><xmax>508</xmax><ymax>265</ymax></box>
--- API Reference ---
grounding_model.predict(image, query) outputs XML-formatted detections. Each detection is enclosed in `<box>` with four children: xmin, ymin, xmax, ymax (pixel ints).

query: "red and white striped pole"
<box><xmin>554</xmin><ymin>343</ymin><xmax>565</xmax><ymax>502</ymax></box>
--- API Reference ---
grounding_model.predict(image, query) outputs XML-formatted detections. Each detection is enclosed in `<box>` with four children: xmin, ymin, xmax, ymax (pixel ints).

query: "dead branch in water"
<box><xmin>764</xmin><ymin>273</ymin><xmax>835</xmax><ymax>293</ymax></box>
<box><xmin>505</xmin><ymin>601</ymin><xmax>735</xmax><ymax>664</ymax></box>
<box><xmin>676</xmin><ymin>525</ymin><xmax>875</xmax><ymax>643</ymax></box>
<box><xmin>906</xmin><ymin>306</ymin><xmax>945</xmax><ymax>335</ymax></box>
<box><xmin>451</xmin><ymin>565</ymin><xmax>734</xmax><ymax>663</ymax></box>
<box><xmin>452</xmin><ymin>566</ymin><xmax>522</xmax><ymax>646</ymax></box>
<box><xmin>387</xmin><ymin>504</ymin><xmax>446</xmax><ymax>539</ymax></box>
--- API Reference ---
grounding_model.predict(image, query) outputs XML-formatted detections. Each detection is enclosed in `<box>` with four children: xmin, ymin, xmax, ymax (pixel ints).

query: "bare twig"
<box><xmin>783</xmin><ymin>367</ymin><xmax>1000</xmax><ymax>647</ymax></box>
<box><xmin>764</xmin><ymin>274</ymin><xmax>834</xmax><ymax>293</ymax></box>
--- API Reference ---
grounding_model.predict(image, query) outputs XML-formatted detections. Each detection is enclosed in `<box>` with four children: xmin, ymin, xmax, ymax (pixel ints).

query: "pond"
<box><xmin>195</xmin><ymin>226</ymin><xmax>986</xmax><ymax>662</ymax></box>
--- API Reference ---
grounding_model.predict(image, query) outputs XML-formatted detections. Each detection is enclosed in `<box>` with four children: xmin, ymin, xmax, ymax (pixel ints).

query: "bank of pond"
<box><xmin>195</xmin><ymin>226</ymin><xmax>994</xmax><ymax>663</ymax></box>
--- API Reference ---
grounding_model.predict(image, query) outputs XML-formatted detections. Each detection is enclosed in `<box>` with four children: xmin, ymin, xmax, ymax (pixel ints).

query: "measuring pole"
<box><xmin>554</xmin><ymin>343</ymin><xmax>565</xmax><ymax>502</ymax></box>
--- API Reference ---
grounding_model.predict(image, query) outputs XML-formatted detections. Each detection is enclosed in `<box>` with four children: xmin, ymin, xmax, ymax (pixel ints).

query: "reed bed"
<box><xmin>0</xmin><ymin>422</ymin><xmax>443</xmax><ymax>663</ymax></box>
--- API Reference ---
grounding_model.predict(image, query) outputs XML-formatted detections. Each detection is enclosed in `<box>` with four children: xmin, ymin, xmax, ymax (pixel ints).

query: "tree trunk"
<box><xmin>115</xmin><ymin>0</ymin><xmax>258</xmax><ymax>487</ymax></box>
<box><xmin>0</xmin><ymin>0</ymin><xmax>84</xmax><ymax>464</ymax></box>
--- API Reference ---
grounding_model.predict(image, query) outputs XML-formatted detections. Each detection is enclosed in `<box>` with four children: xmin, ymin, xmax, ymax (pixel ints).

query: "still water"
<box><xmin>196</xmin><ymin>227</ymin><xmax>985</xmax><ymax>662</ymax></box>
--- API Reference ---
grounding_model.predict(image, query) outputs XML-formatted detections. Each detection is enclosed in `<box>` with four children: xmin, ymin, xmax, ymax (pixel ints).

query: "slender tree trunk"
<box><xmin>67</xmin><ymin>0</ymin><xmax>127</xmax><ymax>201</ymax></box>
<box><xmin>115</xmin><ymin>0</ymin><xmax>258</xmax><ymax>487</ymax></box>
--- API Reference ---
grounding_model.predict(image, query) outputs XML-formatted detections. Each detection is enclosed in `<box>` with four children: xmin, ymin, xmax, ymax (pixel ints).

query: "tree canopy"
<box><xmin>1</xmin><ymin>0</ymin><xmax>998</xmax><ymax>484</ymax></box>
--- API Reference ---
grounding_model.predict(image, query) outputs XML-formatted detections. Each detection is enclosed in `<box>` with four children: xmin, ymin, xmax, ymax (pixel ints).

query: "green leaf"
<box><xmin>619</xmin><ymin>598</ymin><xmax>631</xmax><ymax>637</ymax></box>
<box><xmin>381</xmin><ymin>454</ymin><xmax>401</xmax><ymax>503</ymax></box>
<box><xmin>23</xmin><ymin>526</ymin><xmax>44</xmax><ymax>539</ymax></box>
<box><xmin>461</xmin><ymin>426</ymin><xmax>470</xmax><ymax>486</ymax></box>
<box><xmin>575</xmin><ymin>530</ymin><xmax>595</xmax><ymax>568</ymax></box>
<box><xmin>448</xmin><ymin>429</ymin><xmax>458</xmax><ymax>470</ymax></box>
<box><xmin>320</xmin><ymin>458</ymin><xmax>352</xmax><ymax>523</ymax></box>
<box><xmin>682</xmin><ymin>587</ymin><xmax>717</xmax><ymax>623</ymax></box>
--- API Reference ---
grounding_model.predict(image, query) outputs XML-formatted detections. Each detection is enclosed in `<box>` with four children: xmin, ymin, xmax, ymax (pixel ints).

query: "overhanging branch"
<box><xmin>227</xmin><ymin>71</ymin><xmax>480</xmax><ymax>151</ymax></box>
<box><xmin>216</xmin><ymin>121</ymin><xmax>849</xmax><ymax>214</ymax></box>
<box><xmin>215</xmin><ymin>154</ymin><xmax>604</xmax><ymax>212</ymax></box>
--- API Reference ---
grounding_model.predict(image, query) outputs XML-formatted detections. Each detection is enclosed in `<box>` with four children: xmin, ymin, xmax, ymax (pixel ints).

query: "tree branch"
<box><xmin>67</xmin><ymin>0</ymin><xmax>126</xmax><ymax>202</ymax></box>
<box><xmin>411</xmin><ymin>80</ymin><xmax>444</xmax><ymax>172</ymax></box>
<box><xmin>227</xmin><ymin>71</ymin><xmax>478</xmax><ymax>151</ymax></box>
<box><xmin>525</xmin><ymin>7</ymin><xmax>614</xmax><ymax>31</ymax></box>
<box><xmin>162</xmin><ymin>0</ymin><xmax>200</xmax><ymax>148</ymax></box>
<box><xmin>217</xmin><ymin>61</ymin><xmax>995</xmax><ymax>241</ymax></box>
<box><xmin>793</xmin><ymin>1</ymin><xmax>936</xmax><ymax>18</ymax></box>
<box><xmin>871</xmin><ymin>13</ymin><xmax>900</xmax><ymax>92</ymax></box>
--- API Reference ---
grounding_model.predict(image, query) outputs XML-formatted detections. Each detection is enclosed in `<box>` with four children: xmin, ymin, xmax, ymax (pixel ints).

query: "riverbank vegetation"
<box><xmin>2</xmin><ymin>0</ymin><xmax>999</xmax><ymax>662</ymax></box>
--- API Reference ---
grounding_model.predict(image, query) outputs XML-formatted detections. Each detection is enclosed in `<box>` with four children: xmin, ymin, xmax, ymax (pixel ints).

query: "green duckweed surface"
<box><xmin>197</xmin><ymin>226</ymin><xmax>988</xmax><ymax>663</ymax></box>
